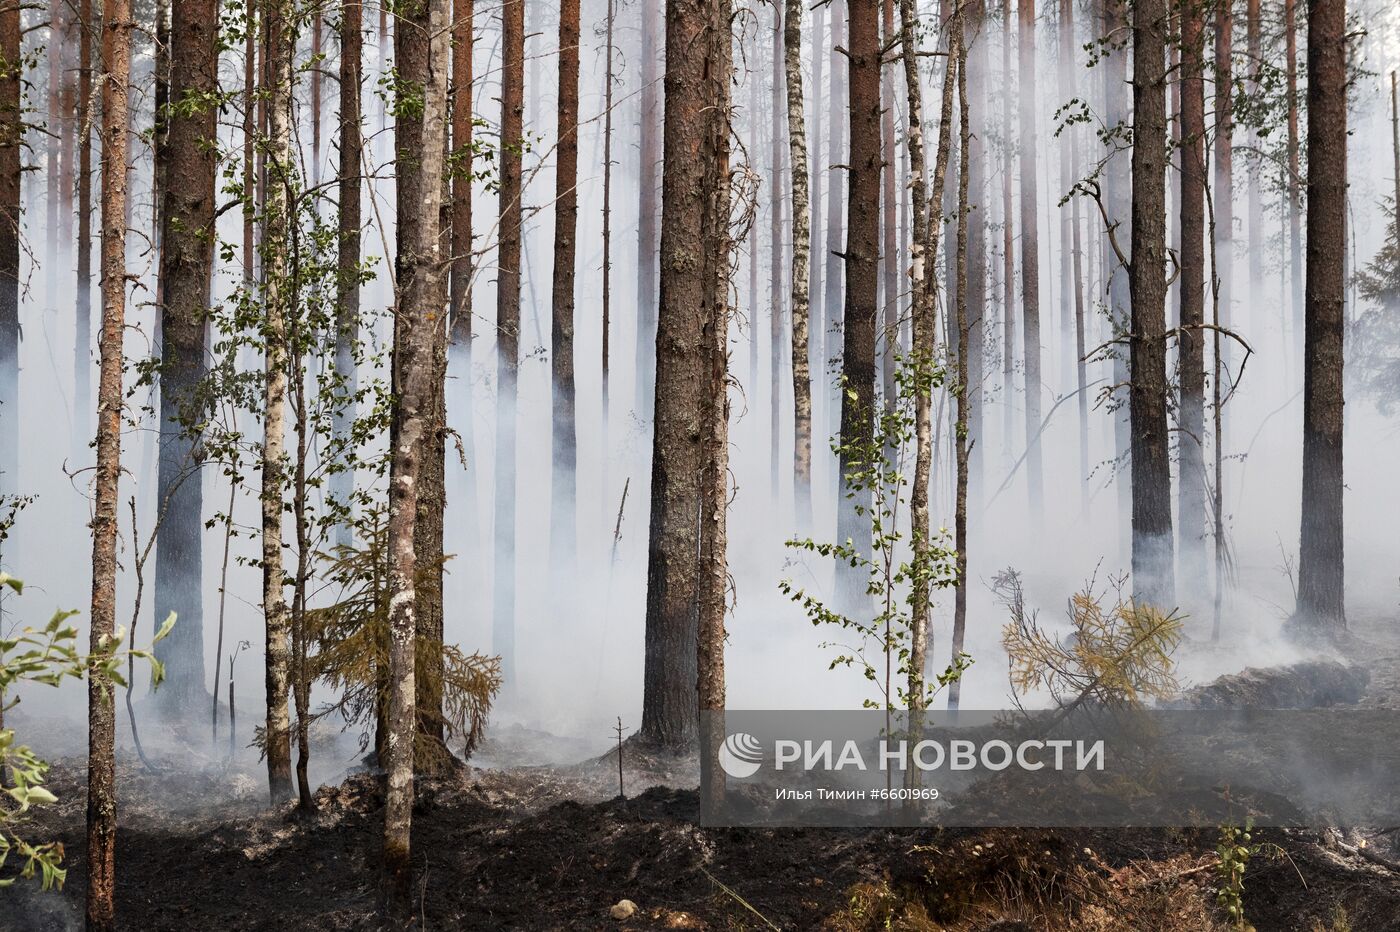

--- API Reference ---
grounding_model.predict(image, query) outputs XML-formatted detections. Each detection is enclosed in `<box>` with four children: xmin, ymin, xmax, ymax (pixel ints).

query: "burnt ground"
<box><xmin>5</xmin><ymin>611</ymin><xmax>1400</xmax><ymax>930</ymax></box>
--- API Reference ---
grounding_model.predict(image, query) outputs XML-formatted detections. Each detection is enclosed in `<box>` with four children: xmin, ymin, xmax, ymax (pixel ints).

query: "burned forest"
<box><xmin>4</xmin><ymin>0</ymin><xmax>1400</xmax><ymax>928</ymax></box>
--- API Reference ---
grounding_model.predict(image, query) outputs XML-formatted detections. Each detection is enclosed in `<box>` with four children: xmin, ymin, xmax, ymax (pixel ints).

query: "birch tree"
<box><xmin>382</xmin><ymin>0</ymin><xmax>451</xmax><ymax>912</ymax></box>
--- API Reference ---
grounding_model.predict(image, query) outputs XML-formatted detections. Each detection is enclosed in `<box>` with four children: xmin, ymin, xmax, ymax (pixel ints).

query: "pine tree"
<box><xmin>1128</xmin><ymin>0</ymin><xmax>1175</xmax><ymax>608</ymax></box>
<box><xmin>87</xmin><ymin>0</ymin><xmax>134</xmax><ymax>923</ymax></box>
<box><xmin>153</xmin><ymin>0</ymin><xmax>221</xmax><ymax>713</ymax></box>
<box><xmin>1294</xmin><ymin>0</ymin><xmax>1347</xmax><ymax>630</ymax></box>
<box><xmin>551</xmin><ymin>0</ymin><xmax>581</xmax><ymax>579</ymax></box>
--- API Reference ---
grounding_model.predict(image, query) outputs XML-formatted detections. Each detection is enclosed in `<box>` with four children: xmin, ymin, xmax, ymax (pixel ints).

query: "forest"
<box><xmin>0</xmin><ymin>0</ymin><xmax>1399</xmax><ymax>926</ymax></box>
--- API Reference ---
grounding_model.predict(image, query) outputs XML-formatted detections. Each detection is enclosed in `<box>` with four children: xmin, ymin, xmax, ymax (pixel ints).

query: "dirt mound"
<box><xmin>1168</xmin><ymin>660</ymin><xmax>1370</xmax><ymax>709</ymax></box>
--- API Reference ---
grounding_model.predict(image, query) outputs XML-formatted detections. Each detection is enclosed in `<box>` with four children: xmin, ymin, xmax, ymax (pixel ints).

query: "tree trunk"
<box><xmin>835</xmin><ymin>0</ymin><xmax>880</xmax><ymax>610</ymax></box>
<box><xmin>493</xmin><ymin>0</ymin><xmax>525</xmax><ymax>686</ymax></box>
<box><xmin>1246</xmin><ymin>0</ymin><xmax>1261</xmax><ymax>290</ymax></box>
<box><xmin>0</xmin><ymin>3</ymin><xmax>19</xmax><ymax>497</ymax></box>
<box><xmin>551</xmin><ymin>0</ymin><xmax>580</xmax><ymax>576</ymax></box>
<box><xmin>1388</xmin><ymin>69</ymin><xmax>1400</xmax><ymax>228</ymax></box>
<box><xmin>153</xmin><ymin>0</ymin><xmax>220</xmax><ymax>715</ymax></box>
<box><xmin>1294</xmin><ymin>0</ymin><xmax>1346</xmax><ymax>630</ymax></box>
<box><xmin>44</xmin><ymin>0</ymin><xmax>59</xmax><ymax>285</ymax></box>
<box><xmin>965</xmin><ymin>0</ymin><xmax>988</xmax><ymax>507</ymax></box>
<box><xmin>634</xmin><ymin>0</ymin><xmax>662</xmax><ymax>417</ymax></box>
<box><xmin>261</xmin><ymin>0</ymin><xmax>296</xmax><ymax>806</ymax></box>
<box><xmin>641</xmin><ymin>0</ymin><xmax>730</xmax><ymax>753</ymax></box>
<box><xmin>1213</xmin><ymin>1</ymin><xmax>1233</xmax><ymax>374</ymax></box>
<box><xmin>1017</xmin><ymin>0</ymin><xmax>1043</xmax><ymax>514</ymax></box>
<box><xmin>1177</xmin><ymin>0</ymin><xmax>1206</xmax><ymax>587</ymax></box>
<box><xmin>152</xmin><ymin>0</ymin><xmax>170</xmax><ymax>271</ymax></box>
<box><xmin>1057</xmin><ymin>0</ymin><xmax>1075</xmax><ymax>391</ymax></box>
<box><xmin>692</xmin><ymin>0</ymin><xmax>733</xmax><ymax>820</ymax></box>
<box><xmin>1102</xmin><ymin>0</ymin><xmax>1132</xmax><ymax>552</ymax></box>
<box><xmin>1285</xmin><ymin>0</ymin><xmax>1302</xmax><ymax>347</ymax></box>
<box><xmin>87</xmin><ymin>0</ymin><xmax>133</xmax><ymax>924</ymax></box>
<box><xmin>785</xmin><ymin>0</ymin><xmax>812</xmax><ymax>531</ymax></box>
<box><xmin>311</xmin><ymin>11</ymin><xmax>322</xmax><ymax>185</ymax></box>
<box><xmin>1393</xmin><ymin>72</ymin><xmax>1400</xmax><ymax>229</ymax></box>
<box><xmin>57</xmin><ymin>4</ymin><xmax>74</xmax><ymax>253</ymax></box>
<box><xmin>879</xmin><ymin>0</ymin><xmax>898</xmax><ymax>470</ymax></box>
<box><xmin>383</xmin><ymin>0</ymin><xmax>450</xmax><ymax>912</ymax></box>
<box><xmin>951</xmin><ymin>16</ymin><xmax>971</xmax><ymax>711</ymax></box>
<box><xmin>243</xmin><ymin>1</ymin><xmax>256</xmax><ymax>283</ymax></box>
<box><xmin>825</xmin><ymin>0</ymin><xmax>846</xmax><ymax>448</ymax></box>
<box><xmin>1129</xmin><ymin>0</ymin><xmax>1174</xmax><ymax>608</ymax></box>
<box><xmin>770</xmin><ymin>9</ymin><xmax>785</xmax><ymax>502</ymax></box>
<box><xmin>810</xmin><ymin>4</ymin><xmax>824</xmax><ymax>478</ymax></box>
<box><xmin>601</xmin><ymin>0</ymin><xmax>614</xmax><ymax>490</ymax></box>
<box><xmin>1001</xmin><ymin>0</ymin><xmax>1015</xmax><ymax>463</ymax></box>
<box><xmin>448</xmin><ymin>0</ymin><xmax>479</xmax><ymax>602</ymax></box>
<box><xmin>900</xmin><ymin>0</ymin><xmax>956</xmax><ymax>709</ymax></box>
<box><xmin>332</xmin><ymin>0</ymin><xmax>363</xmax><ymax>548</ymax></box>
<box><xmin>748</xmin><ymin>63</ymin><xmax>760</xmax><ymax>409</ymax></box>
<box><xmin>75</xmin><ymin>0</ymin><xmax>94</xmax><ymax>452</ymax></box>
<box><xmin>1058</xmin><ymin>0</ymin><xmax>1085</xmax><ymax>508</ymax></box>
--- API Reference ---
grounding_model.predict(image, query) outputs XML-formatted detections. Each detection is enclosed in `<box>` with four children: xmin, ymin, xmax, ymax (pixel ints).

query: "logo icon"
<box><xmin>719</xmin><ymin>732</ymin><xmax>763</xmax><ymax>779</ymax></box>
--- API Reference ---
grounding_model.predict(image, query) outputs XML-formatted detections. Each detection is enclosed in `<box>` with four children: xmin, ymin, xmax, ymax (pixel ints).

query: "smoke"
<box><xmin>5</xmin><ymin>0</ymin><xmax>1400</xmax><ymax>783</ymax></box>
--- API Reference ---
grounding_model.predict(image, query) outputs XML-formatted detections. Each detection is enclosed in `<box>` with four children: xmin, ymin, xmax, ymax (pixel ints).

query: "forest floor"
<box><xmin>6</xmin><ymin>612</ymin><xmax>1400</xmax><ymax>930</ymax></box>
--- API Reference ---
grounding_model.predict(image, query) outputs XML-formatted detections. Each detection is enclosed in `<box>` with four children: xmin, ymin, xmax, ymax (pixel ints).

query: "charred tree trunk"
<box><xmin>634</xmin><ymin>0</ymin><xmax>662</xmax><ymax>417</ymax></box>
<box><xmin>551</xmin><ymin>0</ymin><xmax>580</xmax><ymax>577</ymax></box>
<box><xmin>1294</xmin><ymin>0</ymin><xmax>1346</xmax><ymax>630</ymax></box>
<box><xmin>383</xmin><ymin>0</ymin><xmax>450</xmax><ymax>912</ymax></box>
<box><xmin>1177</xmin><ymin>0</ymin><xmax>1206</xmax><ymax>587</ymax></box>
<box><xmin>1017</xmin><ymin>0</ymin><xmax>1043</xmax><ymax>514</ymax></box>
<box><xmin>641</xmin><ymin>0</ymin><xmax>731</xmax><ymax>754</ymax></box>
<box><xmin>87</xmin><ymin>0</ymin><xmax>133</xmax><ymax>925</ymax></box>
<box><xmin>834</xmin><ymin>0</ymin><xmax>880</xmax><ymax>609</ymax></box>
<box><xmin>153</xmin><ymin>0</ymin><xmax>220</xmax><ymax>715</ymax></box>
<box><xmin>493</xmin><ymin>0</ymin><xmax>525</xmax><ymax>685</ymax></box>
<box><xmin>332</xmin><ymin>0</ymin><xmax>363</xmax><ymax>548</ymax></box>
<box><xmin>0</xmin><ymin>3</ymin><xmax>19</xmax><ymax>496</ymax></box>
<box><xmin>1129</xmin><ymin>0</ymin><xmax>1174</xmax><ymax>608</ymax></box>
<box><xmin>785</xmin><ymin>0</ymin><xmax>812</xmax><ymax>530</ymax></box>
<box><xmin>261</xmin><ymin>0</ymin><xmax>296</xmax><ymax>806</ymax></box>
<box><xmin>693</xmin><ymin>0</ymin><xmax>733</xmax><ymax>819</ymax></box>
